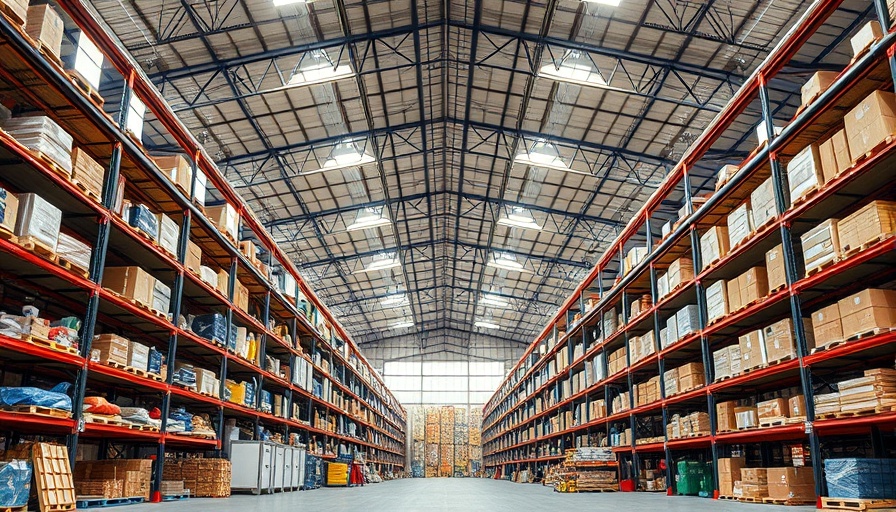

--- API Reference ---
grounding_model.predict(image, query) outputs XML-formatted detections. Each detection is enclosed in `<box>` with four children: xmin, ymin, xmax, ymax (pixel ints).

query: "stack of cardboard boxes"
<box><xmin>811</xmin><ymin>288</ymin><xmax>896</xmax><ymax>349</ymax></box>
<box><xmin>663</xmin><ymin>362</ymin><xmax>704</xmax><ymax>397</ymax></box>
<box><xmin>103</xmin><ymin>265</ymin><xmax>171</xmax><ymax>316</ymax></box>
<box><xmin>718</xmin><ymin>457</ymin><xmax>744</xmax><ymax>497</ymax></box>
<box><xmin>608</xmin><ymin>346</ymin><xmax>626</xmax><ymax>376</ymax></box>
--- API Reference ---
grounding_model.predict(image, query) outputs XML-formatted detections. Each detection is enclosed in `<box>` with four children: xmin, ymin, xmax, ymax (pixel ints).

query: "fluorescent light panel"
<box><xmin>390</xmin><ymin>321</ymin><xmax>414</xmax><ymax>329</ymax></box>
<box><xmin>583</xmin><ymin>0</ymin><xmax>621</xmax><ymax>6</ymax></box>
<box><xmin>497</xmin><ymin>207</ymin><xmax>541</xmax><ymax>231</ymax></box>
<box><xmin>347</xmin><ymin>208</ymin><xmax>390</xmax><ymax>231</ymax></box>
<box><xmin>380</xmin><ymin>293</ymin><xmax>407</xmax><ymax>307</ymax></box>
<box><xmin>474</xmin><ymin>320</ymin><xmax>501</xmax><ymax>329</ymax></box>
<box><xmin>486</xmin><ymin>253</ymin><xmax>531</xmax><ymax>273</ymax></box>
<box><xmin>274</xmin><ymin>0</ymin><xmax>309</xmax><ymax>5</ymax></box>
<box><xmin>355</xmin><ymin>254</ymin><xmax>400</xmax><ymax>274</ymax></box>
<box><xmin>514</xmin><ymin>140</ymin><xmax>569</xmax><ymax>172</ymax></box>
<box><xmin>480</xmin><ymin>294</ymin><xmax>510</xmax><ymax>308</ymax></box>
<box><xmin>539</xmin><ymin>49</ymin><xmax>608</xmax><ymax>89</ymax></box>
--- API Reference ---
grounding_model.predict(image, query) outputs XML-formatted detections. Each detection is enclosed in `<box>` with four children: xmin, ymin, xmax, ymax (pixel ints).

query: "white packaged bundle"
<box><xmin>3</xmin><ymin>116</ymin><xmax>74</xmax><ymax>174</ymax></box>
<box><xmin>56</xmin><ymin>231</ymin><xmax>91</xmax><ymax>270</ymax></box>
<box><xmin>14</xmin><ymin>193</ymin><xmax>62</xmax><ymax>250</ymax></box>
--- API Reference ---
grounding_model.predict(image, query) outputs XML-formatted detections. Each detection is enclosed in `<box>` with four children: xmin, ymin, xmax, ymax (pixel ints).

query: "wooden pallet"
<box><xmin>16</xmin><ymin>235</ymin><xmax>56</xmax><ymax>260</ymax></box>
<box><xmin>811</xmin><ymin>339</ymin><xmax>848</xmax><ymax>354</ymax></box>
<box><xmin>834</xmin><ymin>406</ymin><xmax>894</xmax><ymax>418</ymax></box>
<box><xmin>762</xmin><ymin>497</ymin><xmax>815</xmax><ymax>506</ymax></box>
<box><xmin>66</xmin><ymin>69</ymin><xmax>104</xmax><ymax>108</ymax></box>
<box><xmin>806</xmin><ymin>257</ymin><xmax>839</xmax><ymax>277</ymax></box>
<box><xmin>841</xmin><ymin>233</ymin><xmax>895</xmax><ymax>259</ymax></box>
<box><xmin>742</xmin><ymin>363</ymin><xmax>769</xmax><ymax>374</ymax></box>
<box><xmin>737</xmin><ymin>496</ymin><xmax>766</xmax><ymax>503</ymax></box>
<box><xmin>759</xmin><ymin>416</ymin><xmax>788</xmax><ymax>428</ymax></box>
<box><xmin>0</xmin><ymin>227</ymin><xmax>15</xmax><ymax>242</ymax></box>
<box><xmin>126</xmin><ymin>422</ymin><xmax>160</xmax><ymax>432</ymax></box>
<box><xmin>0</xmin><ymin>506</ymin><xmax>28</xmax><ymax>512</ymax></box>
<box><xmin>820</xmin><ymin>497</ymin><xmax>896</xmax><ymax>510</ymax></box>
<box><xmin>1</xmin><ymin>405</ymin><xmax>71</xmax><ymax>418</ymax></box>
<box><xmin>21</xmin><ymin>334</ymin><xmax>80</xmax><ymax>355</ymax></box>
<box><xmin>766</xmin><ymin>354</ymin><xmax>797</xmax><ymax>366</ymax></box>
<box><xmin>83</xmin><ymin>413</ymin><xmax>126</xmax><ymax>427</ymax></box>
<box><xmin>846</xmin><ymin>327</ymin><xmax>895</xmax><ymax>342</ymax></box>
<box><xmin>718</xmin><ymin>495</ymin><xmax>738</xmax><ymax>501</ymax></box>
<box><xmin>197</xmin><ymin>390</ymin><xmax>218</xmax><ymax>398</ymax></box>
<box><xmin>33</xmin><ymin>443</ymin><xmax>76</xmax><ymax>512</ymax></box>
<box><xmin>32</xmin><ymin>149</ymin><xmax>71</xmax><ymax>180</ymax></box>
<box><xmin>161</xmin><ymin>492</ymin><xmax>190</xmax><ymax>502</ymax></box>
<box><xmin>104</xmin><ymin>360</ymin><xmax>163</xmax><ymax>381</ymax></box>
<box><xmin>575</xmin><ymin>487</ymin><xmax>617</xmax><ymax>492</ymax></box>
<box><xmin>58</xmin><ymin>255</ymin><xmax>90</xmax><ymax>279</ymax></box>
<box><xmin>786</xmin><ymin>415</ymin><xmax>807</xmax><ymax>424</ymax></box>
<box><xmin>853</xmin><ymin>135</ymin><xmax>896</xmax><ymax>165</ymax></box>
<box><xmin>169</xmin><ymin>431</ymin><xmax>215</xmax><ymax>440</ymax></box>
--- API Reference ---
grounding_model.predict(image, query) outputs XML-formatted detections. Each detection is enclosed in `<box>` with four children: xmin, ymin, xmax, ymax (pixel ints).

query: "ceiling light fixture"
<box><xmin>347</xmin><ymin>207</ymin><xmax>391</xmax><ymax>231</ymax></box>
<box><xmin>539</xmin><ymin>49</ymin><xmax>608</xmax><ymax>88</ymax></box>
<box><xmin>474</xmin><ymin>320</ymin><xmax>501</xmax><ymax>330</ymax></box>
<box><xmin>480</xmin><ymin>293</ymin><xmax>510</xmax><ymax>308</ymax></box>
<box><xmin>497</xmin><ymin>206</ymin><xmax>542</xmax><ymax>231</ymax></box>
<box><xmin>380</xmin><ymin>292</ymin><xmax>408</xmax><ymax>308</ymax></box>
<box><xmin>355</xmin><ymin>253</ymin><xmax>400</xmax><ymax>274</ymax></box>
<box><xmin>514</xmin><ymin>139</ymin><xmax>569</xmax><ymax>172</ymax></box>
<box><xmin>286</xmin><ymin>49</ymin><xmax>353</xmax><ymax>87</ymax></box>
<box><xmin>390</xmin><ymin>321</ymin><xmax>414</xmax><ymax>329</ymax></box>
<box><xmin>486</xmin><ymin>252</ymin><xmax>531</xmax><ymax>273</ymax></box>
<box><xmin>583</xmin><ymin>0</ymin><xmax>621</xmax><ymax>6</ymax></box>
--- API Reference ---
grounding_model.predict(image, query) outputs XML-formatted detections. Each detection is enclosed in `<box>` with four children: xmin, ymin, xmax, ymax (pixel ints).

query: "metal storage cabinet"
<box><xmin>291</xmin><ymin>448</ymin><xmax>307</xmax><ymax>489</ymax></box>
<box><xmin>230</xmin><ymin>441</ymin><xmax>275</xmax><ymax>494</ymax></box>
<box><xmin>282</xmin><ymin>448</ymin><xmax>293</xmax><ymax>491</ymax></box>
<box><xmin>273</xmin><ymin>444</ymin><xmax>286</xmax><ymax>491</ymax></box>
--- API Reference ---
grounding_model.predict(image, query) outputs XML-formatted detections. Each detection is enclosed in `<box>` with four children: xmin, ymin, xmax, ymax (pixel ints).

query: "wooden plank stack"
<box><xmin>165</xmin><ymin>458</ymin><xmax>231</xmax><ymax>498</ymax></box>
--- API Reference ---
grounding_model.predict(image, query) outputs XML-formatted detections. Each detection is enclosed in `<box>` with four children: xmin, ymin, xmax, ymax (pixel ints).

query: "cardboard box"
<box><xmin>126</xmin><ymin>94</ymin><xmax>146</xmax><ymax>140</ymax></box>
<box><xmin>727</xmin><ymin>201</ymin><xmax>754</xmax><ymax>247</ymax></box>
<box><xmin>0</xmin><ymin>0</ymin><xmax>27</xmax><ymax>27</ymax></box>
<box><xmin>679</xmin><ymin>371</ymin><xmax>705</xmax><ymax>392</ymax></box>
<box><xmin>217</xmin><ymin>269</ymin><xmax>229</xmax><ymax>296</ymax></box>
<box><xmin>727</xmin><ymin>277</ymin><xmax>742</xmax><ymax>312</ymax></box>
<box><xmin>758</xmin><ymin>398</ymin><xmax>788</xmax><ymax>420</ymax></box>
<box><xmin>739</xmin><ymin>266</ymin><xmax>769</xmax><ymax>305</ymax></box>
<box><xmin>235</xmin><ymin>278</ymin><xmax>249</xmax><ymax>312</ymax></box>
<box><xmin>624</xmin><ymin>246</ymin><xmax>648</xmax><ymax>274</ymax></box>
<box><xmin>837</xmin><ymin>200</ymin><xmax>896</xmax><ymax>254</ymax></box>
<box><xmin>757</xmin><ymin>121</ymin><xmax>783</xmax><ymax>146</ymax></box>
<box><xmin>69</xmin><ymin>31</ymin><xmax>104</xmax><ymax>90</ymax></box>
<box><xmin>801</xmin><ymin>219</ymin><xmax>839</xmax><ymax>275</ymax></box>
<box><xmin>15</xmin><ymin>193</ymin><xmax>62</xmax><ymax>251</ymax></box>
<box><xmin>801</xmin><ymin>71</ymin><xmax>839</xmax><ymax>106</ymax></box>
<box><xmin>763</xmin><ymin>317</ymin><xmax>814</xmax><ymax>362</ymax></box>
<box><xmin>71</xmin><ymin>148</ymin><xmax>105</xmax><ymax>200</ymax></box>
<box><xmin>787</xmin><ymin>144</ymin><xmax>824</xmax><ymax>202</ymax></box>
<box><xmin>239</xmin><ymin>240</ymin><xmax>258</xmax><ymax>262</ymax></box>
<box><xmin>206</xmin><ymin>203</ymin><xmax>239</xmax><ymax>242</ymax></box>
<box><xmin>766</xmin><ymin>244</ymin><xmax>787</xmax><ymax>292</ymax></box>
<box><xmin>718</xmin><ymin>457</ymin><xmax>745</xmax><ymax>496</ymax></box>
<box><xmin>155</xmin><ymin>213</ymin><xmax>179</xmax><ymax>257</ymax></box>
<box><xmin>845</xmin><ymin>89</ymin><xmax>896</xmax><ymax>158</ymax></box>
<box><xmin>154</xmin><ymin>155</ymin><xmax>192</xmax><ymax>194</ymax></box>
<box><xmin>789</xmin><ymin>395</ymin><xmax>805</xmax><ymax>418</ymax></box>
<box><xmin>0</xmin><ymin>188</ymin><xmax>17</xmax><ymax>234</ymax></box>
<box><xmin>706</xmin><ymin>280</ymin><xmax>729</xmax><ymax>323</ymax></box>
<box><xmin>92</xmin><ymin>334</ymin><xmax>129</xmax><ymax>365</ymax></box>
<box><xmin>186</xmin><ymin>240</ymin><xmax>202</xmax><ymax>275</ymax></box>
<box><xmin>819</xmin><ymin>130</ymin><xmax>850</xmax><ymax>183</ymax></box>
<box><xmin>739</xmin><ymin>329</ymin><xmax>766</xmax><ymax>371</ymax></box>
<box><xmin>811</xmin><ymin>302</ymin><xmax>843</xmax><ymax>348</ymax></box>
<box><xmin>850</xmin><ymin>20</ymin><xmax>883</xmax><ymax>56</ymax></box>
<box><xmin>127</xmin><ymin>341</ymin><xmax>150</xmax><ymax>371</ymax></box>
<box><xmin>700</xmin><ymin>226</ymin><xmax>730</xmax><ymax>269</ymax></box>
<box><xmin>103</xmin><ymin>266</ymin><xmax>155</xmax><ymax>307</ymax></box>
<box><xmin>715</xmin><ymin>164</ymin><xmax>741</xmax><ymax>191</ymax></box>
<box><xmin>767</xmin><ymin>467</ymin><xmax>815</xmax><ymax>501</ymax></box>
<box><xmin>668</xmin><ymin>257</ymin><xmax>694</xmax><ymax>289</ymax></box>
<box><xmin>56</xmin><ymin>232</ymin><xmax>91</xmax><ymax>270</ymax></box>
<box><xmin>837</xmin><ymin>288</ymin><xmax>896</xmax><ymax>338</ymax></box>
<box><xmin>717</xmin><ymin>401</ymin><xmax>738</xmax><ymax>432</ymax></box>
<box><xmin>713</xmin><ymin>346</ymin><xmax>731</xmax><ymax>380</ymax></box>
<box><xmin>735</xmin><ymin>406</ymin><xmax>759</xmax><ymax>429</ymax></box>
<box><xmin>751</xmin><ymin>176</ymin><xmax>778</xmax><ymax>228</ymax></box>
<box><xmin>25</xmin><ymin>5</ymin><xmax>64</xmax><ymax>60</ymax></box>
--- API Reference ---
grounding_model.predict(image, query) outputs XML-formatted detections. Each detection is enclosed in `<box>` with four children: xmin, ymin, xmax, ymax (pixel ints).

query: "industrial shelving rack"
<box><xmin>482</xmin><ymin>0</ymin><xmax>896</xmax><ymax>503</ymax></box>
<box><xmin>0</xmin><ymin>0</ymin><xmax>405</xmax><ymax>500</ymax></box>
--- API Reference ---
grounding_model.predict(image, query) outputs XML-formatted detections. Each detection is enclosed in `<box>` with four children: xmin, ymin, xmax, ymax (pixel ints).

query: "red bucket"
<box><xmin>620</xmin><ymin>479</ymin><xmax>636</xmax><ymax>492</ymax></box>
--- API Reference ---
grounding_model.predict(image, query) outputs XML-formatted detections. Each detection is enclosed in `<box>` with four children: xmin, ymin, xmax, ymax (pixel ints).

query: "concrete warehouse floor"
<box><xmin>123</xmin><ymin>478</ymin><xmax>816</xmax><ymax>511</ymax></box>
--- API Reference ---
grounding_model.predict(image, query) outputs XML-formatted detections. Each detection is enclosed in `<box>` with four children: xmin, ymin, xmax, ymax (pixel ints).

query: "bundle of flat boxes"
<box><xmin>657</xmin><ymin>257</ymin><xmax>693</xmax><ymax>299</ymax></box>
<box><xmin>727</xmin><ymin>265</ymin><xmax>769</xmax><ymax>313</ymax></box>
<box><xmin>814</xmin><ymin>368</ymin><xmax>896</xmax><ymax>417</ymax></box>
<box><xmin>700</xmin><ymin>225</ymin><xmax>730</xmax><ymax>269</ymax></box>
<box><xmin>611</xmin><ymin>391</ymin><xmax>630</xmax><ymax>414</ymax></box>
<box><xmin>717</xmin><ymin>394</ymin><xmax>803</xmax><ymax>431</ymax></box>
<box><xmin>727</xmin><ymin>200</ymin><xmax>754</xmax><ymax>248</ymax></box>
<box><xmin>811</xmin><ymin>287</ymin><xmax>896</xmax><ymax>349</ymax></box>
<box><xmin>735</xmin><ymin>317</ymin><xmax>814</xmax><ymax>372</ymax></box>
<box><xmin>623</xmin><ymin>246</ymin><xmax>648</xmax><ymax>275</ymax></box>
<box><xmin>663</xmin><ymin>362</ymin><xmax>704</xmax><ymax>396</ymax></box>
<box><xmin>25</xmin><ymin>4</ymin><xmax>64</xmax><ymax>61</ymax></box>
<box><xmin>666</xmin><ymin>411</ymin><xmax>710</xmax><ymax>439</ymax></box>
<box><xmin>660</xmin><ymin>304</ymin><xmax>700</xmax><ymax>348</ymax></box>
<box><xmin>712</xmin><ymin>344</ymin><xmax>741</xmax><ymax>381</ymax></box>
<box><xmin>2</xmin><ymin>116</ymin><xmax>73</xmax><ymax>176</ymax></box>
<box><xmin>607</xmin><ymin>346</ymin><xmax>626</xmax><ymax>376</ymax></box>
<box><xmin>634</xmin><ymin>376</ymin><xmax>660</xmax><ymax>406</ymax></box>
<box><xmin>15</xmin><ymin>191</ymin><xmax>62</xmax><ymax>252</ymax></box>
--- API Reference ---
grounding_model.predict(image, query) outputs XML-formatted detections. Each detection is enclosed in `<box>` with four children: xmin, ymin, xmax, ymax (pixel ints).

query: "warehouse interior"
<box><xmin>0</xmin><ymin>0</ymin><xmax>895</xmax><ymax>510</ymax></box>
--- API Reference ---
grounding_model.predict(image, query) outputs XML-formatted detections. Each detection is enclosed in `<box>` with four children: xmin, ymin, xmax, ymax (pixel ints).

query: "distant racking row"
<box><xmin>483</xmin><ymin>0</ymin><xmax>896</xmax><ymax>500</ymax></box>
<box><xmin>0</xmin><ymin>0</ymin><xmax>405</xmax><ymax>499</ymax></box>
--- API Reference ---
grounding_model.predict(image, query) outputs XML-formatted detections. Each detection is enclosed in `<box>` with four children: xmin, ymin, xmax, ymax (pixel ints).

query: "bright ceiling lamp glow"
<box><xmin>380</xmin><ymin>292</ymin><xmax>407</xmax><ymax>308</ymax></box>
<box><xmin>583</xmin><ymin>0</ymin><xmax>621</xmax><ymax>6</ymax></box>
<box><xmin>539</xmin><ymin>49</ymin><xmax>608</xmax><ymax>88</ymax></box>
<box><xmin>514</xmin><ymin>139</ymin><xmax>568</xmax><ymax>172</ymax></box>
<box><xmin>487</xmin><ymin>252</ymin><xmax>531</xmax><ymax>273</ymax></box>
<box><xmin>347</xmin><ymin>207</ymin><xmax>390</xmax><ymax>231</ymax></box>
<box><xmin>273</xmin><ymin>0</ymin><xmax>309</xmax><ymax>6</ymax></box>
<box><xmin>390</xmin><ymin>321</ymin><xmax>414</xmax><ymax>329</ymax></box>
<box><xmin>480</xmin><ymin>293</ymin><xmax>510</xmax><ymax>308</ymax></box>
<box><xmin>474</xmin><ymin>320</ymin><xmax>501</xmax><ymax>330</ymax></box>
<box><xmin>355</xmin><ymin>253</ymin><xmax>400</xmax><ymax>274</ymax></box>
<box><xmin>320</xmin><ymin>140</ymin><xmax>375</xmax><ymax>172</ymax></box>
<box><xmin>286</xmin><ymin>49</ymin><xmax>353</xmax><ymax>87</ymax></box>
<box><xmin>497</xmin><ymin>207</ymin><xmax>542</xmax><ymax>231</ymax></box>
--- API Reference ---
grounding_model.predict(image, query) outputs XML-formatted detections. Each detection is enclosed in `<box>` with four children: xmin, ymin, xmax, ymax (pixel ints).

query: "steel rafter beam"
<box><xmin>325</xmin><ymin>284</ymin><xmax>558</xmax><ymax>310</ymax></box>
<box><xmin>293</xmin><ymin>238</ymin><xmax>590</xmax><ymax>270</ymax></box>
<box><xmin>352</xmin><ymin>325</ymin><xmax>531</xmax><ymax>346</ymax></box>
<box><xmin>261</xmin><ymin>190</ymin><xmax>624</xmax><ymax>230</ymax></box>
<box><xmin>148</xmin><ymin>21</ymin><xmax>744</xmax><ymax>87</ymax></box>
